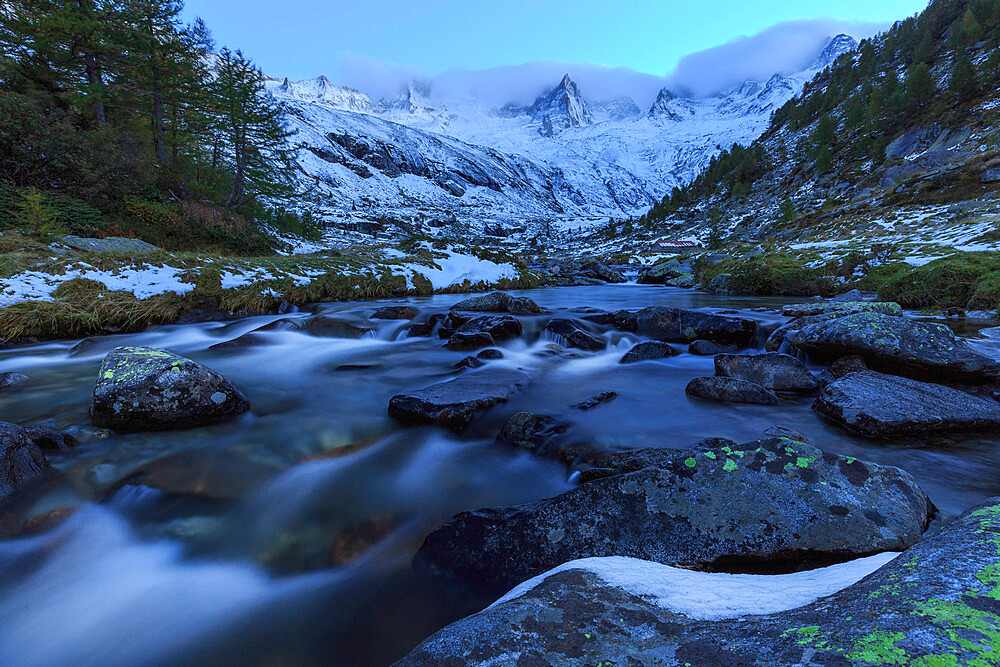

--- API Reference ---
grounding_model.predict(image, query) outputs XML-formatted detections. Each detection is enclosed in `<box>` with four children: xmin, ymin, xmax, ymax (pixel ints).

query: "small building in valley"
<box><xmin>650</xmin><ymin>239</ymin><xmax>699</xmax><ymax>254</ymax></box>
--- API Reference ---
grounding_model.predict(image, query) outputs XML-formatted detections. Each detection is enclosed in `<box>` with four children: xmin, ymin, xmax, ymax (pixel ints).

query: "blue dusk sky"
<box><xmin>182</xmin><ymin>0</ymin><xmax>929</xmax><ymax>100</ymax></box>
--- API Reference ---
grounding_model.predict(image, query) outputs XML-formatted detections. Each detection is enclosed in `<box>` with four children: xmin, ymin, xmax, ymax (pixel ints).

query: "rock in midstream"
<box><xmin>388</xmin><ymin>368</ymin><xmax>529</xmax><ymax>431</ymax></box>
<box><xmin>90</xmin><ymin>346</ymin><xmax>250</xmax><ymax>432</ymax></box>
<box><xmin>414</xmin><ymin>437</ymin><xmax>932</xmax><ymax>588</ymax></box>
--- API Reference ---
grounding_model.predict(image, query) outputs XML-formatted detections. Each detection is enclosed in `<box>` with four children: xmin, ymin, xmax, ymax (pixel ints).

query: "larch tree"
<box><xmin>209</xmin><ymin>48</ymin><xmax>296</xmax><ymax>209</ymax></box>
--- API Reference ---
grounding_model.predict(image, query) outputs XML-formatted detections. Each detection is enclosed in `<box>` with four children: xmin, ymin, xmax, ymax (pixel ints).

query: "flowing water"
<box><xmin>2</xmin><ymin>285</ymin><xmax>1000</xmax><ymax>666</ymax></box>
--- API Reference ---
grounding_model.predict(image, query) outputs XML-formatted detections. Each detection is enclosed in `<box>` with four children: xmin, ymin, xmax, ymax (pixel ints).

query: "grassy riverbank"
<box><xmin>0</xmin><ymin>231</ymin><xmax>539</xmax><ymax>342</ymax></box>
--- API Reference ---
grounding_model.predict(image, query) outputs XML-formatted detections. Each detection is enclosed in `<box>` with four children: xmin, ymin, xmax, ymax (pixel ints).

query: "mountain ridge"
<box><xmin>263</xmin><ymin>34</ymin><xmax>859</xmax><ymax>232</ymax></box>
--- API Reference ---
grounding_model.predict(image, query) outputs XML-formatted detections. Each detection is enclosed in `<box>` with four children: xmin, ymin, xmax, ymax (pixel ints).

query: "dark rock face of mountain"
<box><xmin>529</xmin><ymin>74</ymin><xmax>593</xmax><ymax>131</ymax></box>
<box><xmin>648</xmin><ymin>87</ymin><xmax>681</xmax><ymax>120</ymax></box>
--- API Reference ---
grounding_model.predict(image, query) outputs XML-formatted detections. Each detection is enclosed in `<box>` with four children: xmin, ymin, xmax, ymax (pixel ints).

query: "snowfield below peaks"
<box><xmin>266</xmin><ymin>36</ymin><xmax>858</xmax><ymax>232</ymax></box>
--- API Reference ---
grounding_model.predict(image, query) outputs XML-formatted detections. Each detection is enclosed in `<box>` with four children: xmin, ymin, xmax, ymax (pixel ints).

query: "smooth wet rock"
<box><xmin>786</xmin><ymin>311</ymin><xmax>1000</xmax><ymax>383</ymax></box>
<box><xmin>620</xmin><ymin>341</ymin><xmax>679</xmax><ymax>364</ymax></box>
<box><xmin>0</xmin><ymin>422</ymin><xmax>49</xmax><ymax>501</ymax></box>
<box><xmin>814</xmin><ymin>371</ymin><xmax>1000</xmax><ymax>437</ymax></box>
<box><xmin>451</xmin><ymin>292</ymin><xmax>541</xmax><ymax>315</ymax></box>
<box><xmin>90</xmin><ymin>347</ymin><xmax>250</xmax><ymax>432</ymax></box>
<box><xmin>303</xmin><ymin>316</ymin><xmax>375</xmax><ymax>338</ymax></box>
<box><xmin>407</xmin><ymin>313</ymin><xmax>446</xmax><ymax>338</ymax></box>
<box><xmin>0</xmin><ymin>372</ymin><xmax>29</xmax><ymax>391</ymax></box>
<box><xmin>545</xmin><ymin>319</ymin><xmax>606</xmax><ymax>351</ymax></box>
<box><xmin>689</xmin><ymin>340</ymin><xmax>739</xmax><ymax>356</ymax></box>
<box><xmin>685</xmin><ymin>377</ymin><xmax>780</xmax><ymax>405</ymax></box>
<box><xmin>398</xmin><ymin>499</ymin><xmax>1000</xmax><ymax>667</ymax></box>
<box><xmin>634</xmin><ymin>307</ymin><xmax>756</xmax><ymax>345</ymax></box>
<box><xmin>715</xmin><ymin>353</ymin><xmax>819</xmax><ymax>392</ymax></box>
<box><xmin>453</xmin><ymin>355</ymin><xmax>484</xmax><ymax>370</ymax></box>
<box><xmin>456</xmin><ymin>314</ymin><xmax>522</xmax><ymax>341</ymax></box>
<box><xmin>371</xmin><ymin>306</ymin><xmax>415</xmax><ymax>320</ymax></box>
<box><xmin>388</xmin><ymin>369</ymin><xmax>529</xmax><ymax>431</ymax></box>
<box><xmin>445</xmin><ymin>332</ymin><xmax>495</xmax><ymax>351</ymax></box>
<box><xmin>476</xmin><ymin>349</ymin><xmax>504</xmax><ymax>360</ymax></box>
<box><xmin>414</xmin><ymin>437</ymin><xmax>931</xmax><ymax>588</ymax></box>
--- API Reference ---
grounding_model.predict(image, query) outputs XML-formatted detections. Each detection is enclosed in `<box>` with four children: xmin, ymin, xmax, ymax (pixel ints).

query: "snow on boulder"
<box><xmin>397</xmin><ymin>498</ymin><xmax>1000</xmax><ymax>666</ymax></box>
<box><xmin>491</xmin><ymin>552</ymin><xmax>898</xmax><ymax>619</ymax></box>
<box><xmin>90</xmin><ymin>347</ymin><xmax>250</xmax><ymax>432</ymax></box>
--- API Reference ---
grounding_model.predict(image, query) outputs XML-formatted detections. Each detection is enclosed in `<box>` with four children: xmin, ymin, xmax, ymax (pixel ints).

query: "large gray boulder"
<box><xmin>685</xmin><ymin>376</ymin><xmax>781</xmax><ymax>405</ymax></box>
<box><xmin>577</xmin><ymin>260</ymin><xmax>626</xmax><ymax>283</ymax></box>
<box><xmin>450</xmin><ymin>291</ymin><xmax>542</xmax><ymax>315</ymax></box>
<box><xmin>814</xmin><ymin>371</ymin><xmax>1000</xmax><ymax>437</ymax></box>
<box><xmin>388</xmin><ymin>368</ymin><xmax>529</xmax><ymax>431</ymax></box>
<box><xmin>786</xmin><ymin>311</ymin><xmax>1000</xmax><ymax>383</ymax></box>
<box><xmin>0</xmin><ymin>422</ymin><xmax>50</xmax><ymax>501</ymax></box>
<box><xmin>90</xmin><ymin>347</ymin><xmax>250</xmax><ymax>432</ymax></box>
<box><xmin>414</xmin><ymin>437</ymin><xmax>931</xmax><ymax>588</ymax></box>
<box><xmin>397</xmin><ymin>498</ymin><xmax>1000</xmax><ymax>666</ymax></box>
<box><xmin>715</xmin><ymin>353</ymin><xmax>819</xmax><ymax>392</ymax></box>
<box><xmin>634</xmin><ymin>307</ymin><xmax>757</xmax><ymax>345</ymax></box>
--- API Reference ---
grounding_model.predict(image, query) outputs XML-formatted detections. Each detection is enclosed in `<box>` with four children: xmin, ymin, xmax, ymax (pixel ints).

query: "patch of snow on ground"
<box><xmin>491</xmin><ymin>553</ymin><xmax>899</xmax><ymax>620</ymax></box>
<box><xmin>0</xmin><ymin>264</ymin><xmax>194</xmax><ymax>307</ymax></box>
<box><xmin>406</xmin><ymin>250</ymin><xmax>518</xmax><ymax>290</ymax></box>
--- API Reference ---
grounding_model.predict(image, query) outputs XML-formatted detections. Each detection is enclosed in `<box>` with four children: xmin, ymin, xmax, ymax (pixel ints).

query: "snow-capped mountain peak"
<box><xmin>648</xmin><ymin>88</ymin><xmax>677</xmax><ymax>115</ymax></box>
<box><xmin>263</xmin><ymin>75</ymin><xmax>373</xmax><ymax>113</ymax></box>
<box><xmin>811</xmin><ymin>34</ymin><xmax>859</xmax><ymax>70</ymax></box>
<box><xmin>528</xmin><ymin>74</ymin><xmax>593</xmax><ymax>132</ymax></box>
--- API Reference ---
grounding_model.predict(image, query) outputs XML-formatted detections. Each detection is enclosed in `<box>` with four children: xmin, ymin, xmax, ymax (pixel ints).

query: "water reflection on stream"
<box><xmin>1</xmin><ymin>285</ymin><xmax>999</xmax><ymax>665</ymax></box>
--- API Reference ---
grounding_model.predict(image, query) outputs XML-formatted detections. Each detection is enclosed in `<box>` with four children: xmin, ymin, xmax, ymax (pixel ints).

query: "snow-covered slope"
<box><xmin>266</xmin><ymin>35</ymin><xmax>857</xmax><ymax>229</ymax></box>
